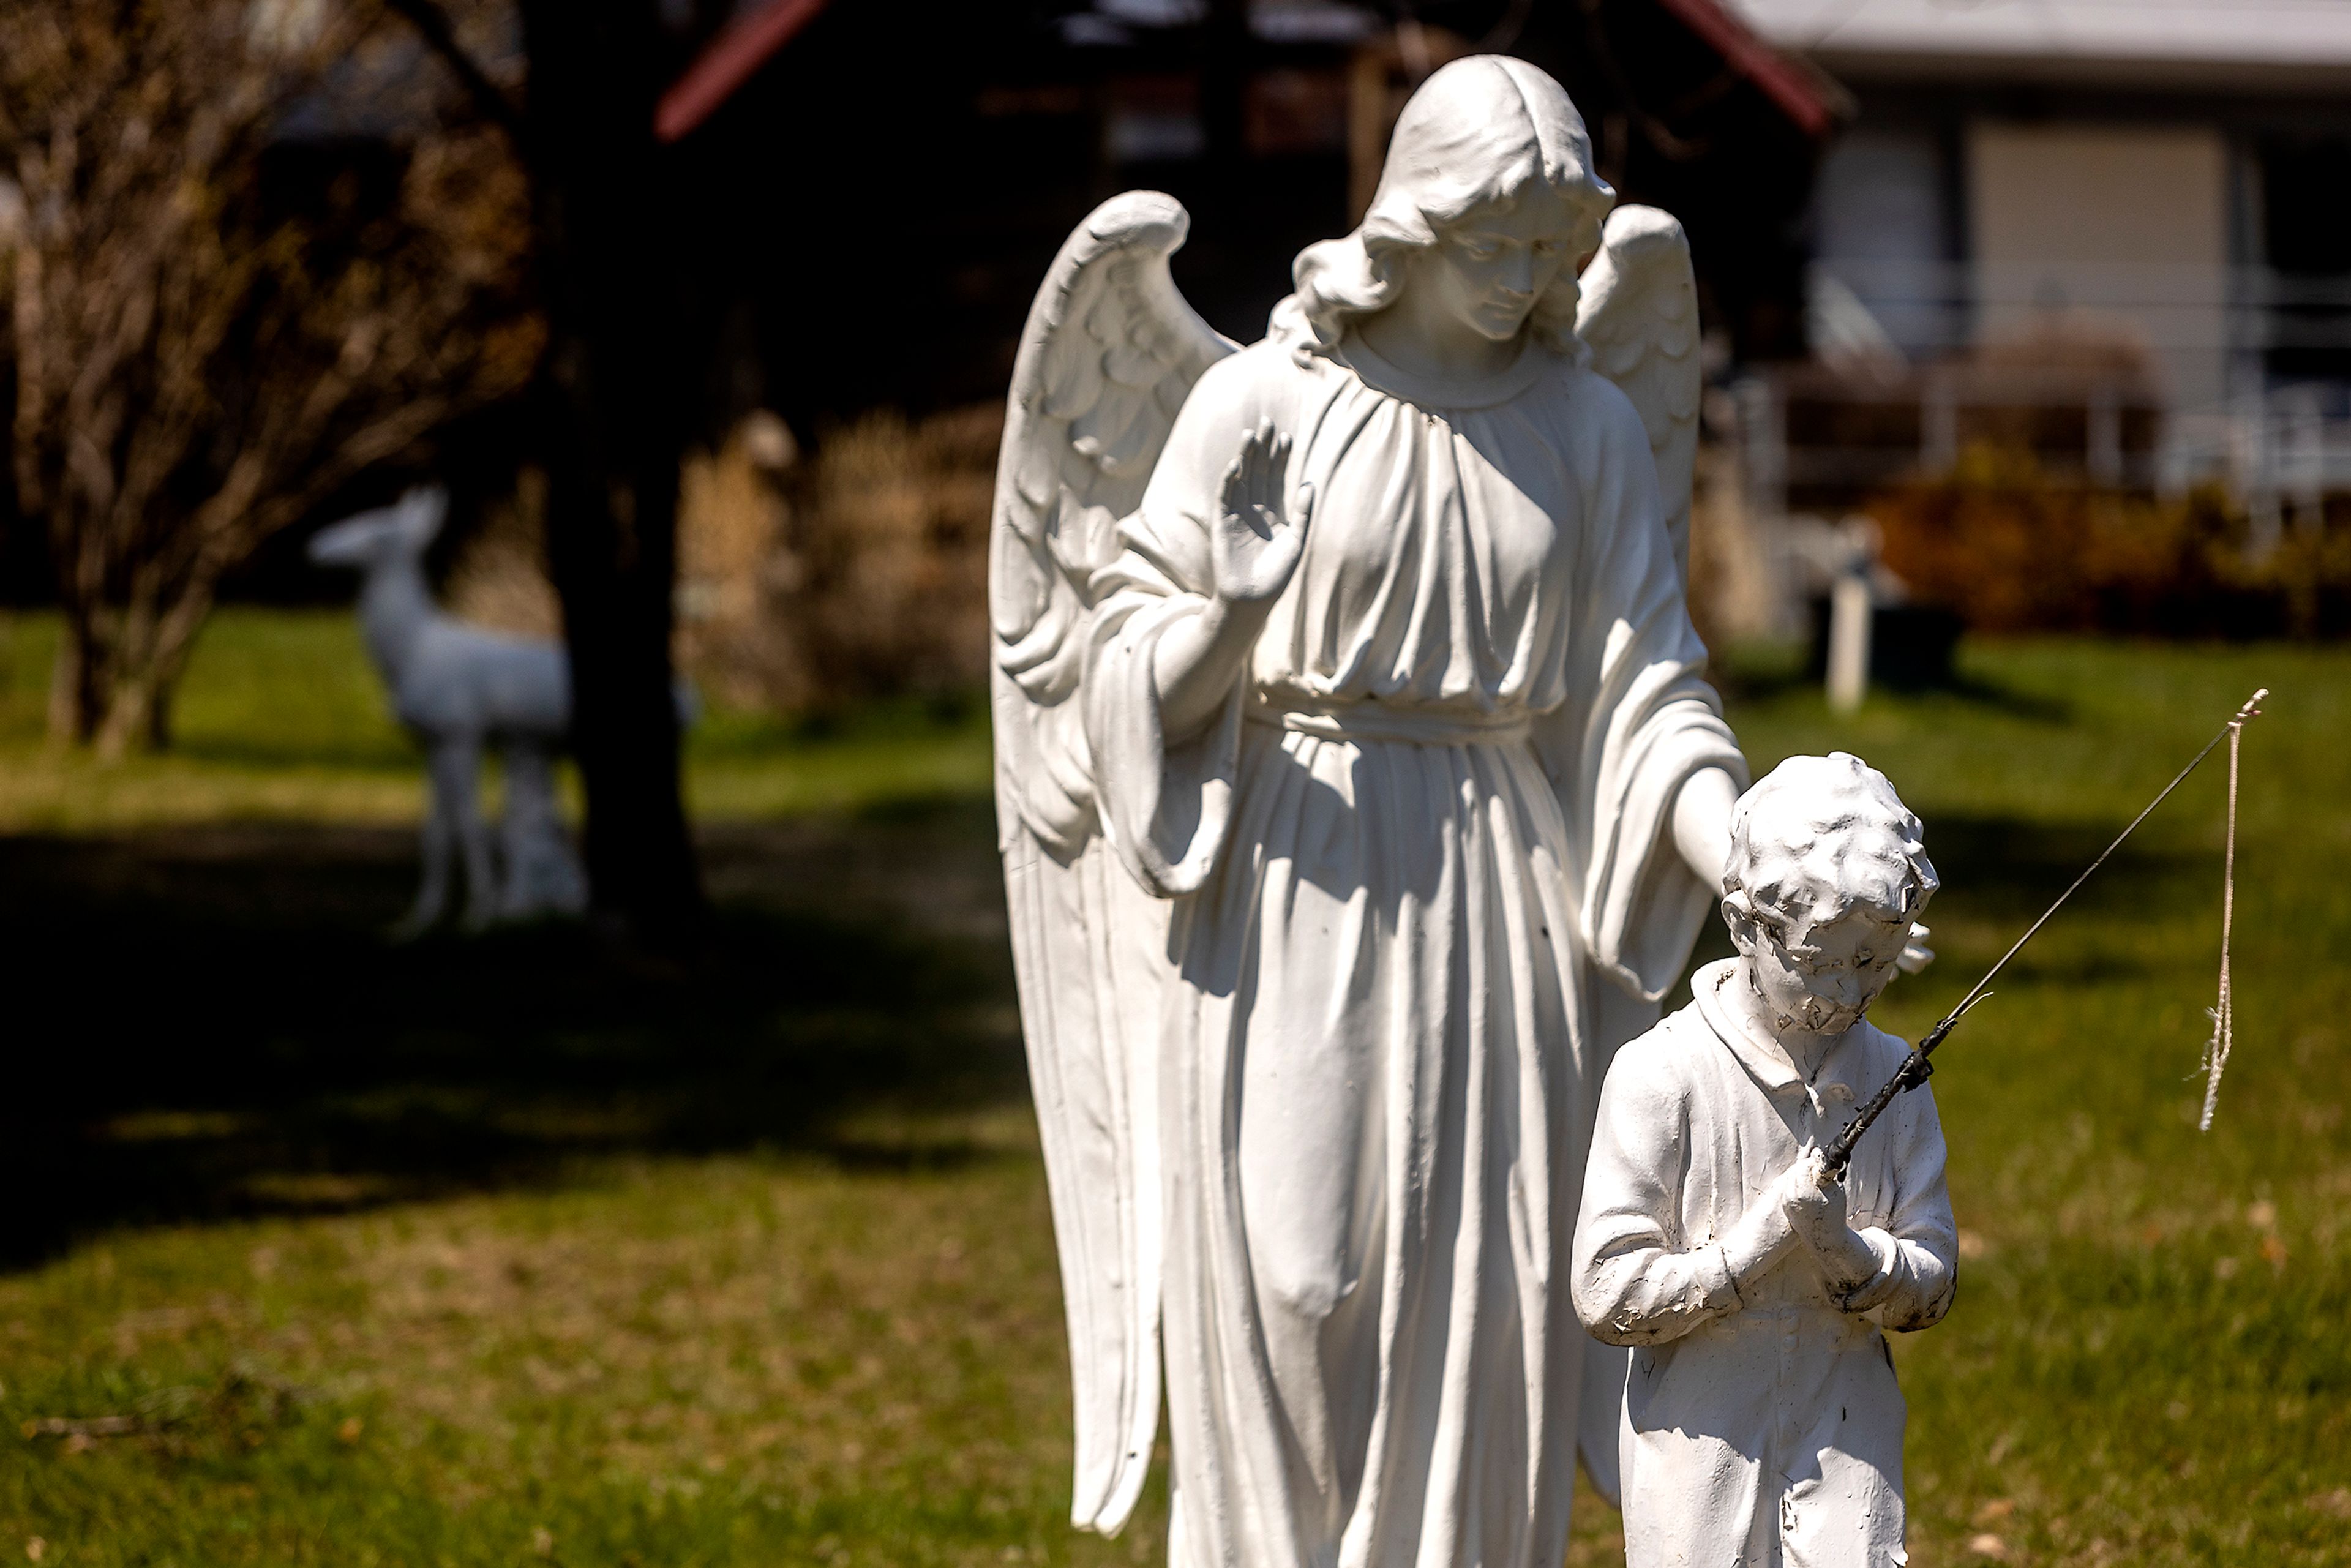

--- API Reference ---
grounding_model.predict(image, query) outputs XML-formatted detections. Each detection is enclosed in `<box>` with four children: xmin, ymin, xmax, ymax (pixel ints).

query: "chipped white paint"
<box><xmin>1574</xmin><ymin>752</ymin><xmax>1957</xmax><ymax>1567</ymax></box>
<box><xmin>993</xmin><ymin>56</ymin><xmax>1758</xmax><ymax>1565</ymax></box>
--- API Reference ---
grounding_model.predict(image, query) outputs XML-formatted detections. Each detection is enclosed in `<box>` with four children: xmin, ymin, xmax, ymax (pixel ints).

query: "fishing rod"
<box><xmin>1823</xmin><ymin>687</ymin><xmax>2269</xmax><ymax>1179</ymax></box>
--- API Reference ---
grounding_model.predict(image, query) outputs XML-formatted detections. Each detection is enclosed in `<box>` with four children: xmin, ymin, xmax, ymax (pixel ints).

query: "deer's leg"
<box><xmin>429</xmin><ymin>734</ymin><xmax>496</xmax><ymax>931</ymax></box>
<box><xmin>495</xmin><ymin>741</ymin><xmax>534</xmax><ymax>921</ymax></box>
<box><xmin>498</xmin><ymin>741</ymin><xmax>587</xmax><ymax>919</ymax></box>
<box><xmin>395</xmin><ymin>733</ymin><xmax>460</xmax><ymax>939</ymax></box>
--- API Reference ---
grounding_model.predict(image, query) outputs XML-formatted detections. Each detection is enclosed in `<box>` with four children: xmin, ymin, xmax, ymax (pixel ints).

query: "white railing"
<box><xmin>1810</xmin><ymin>258</ymin><xmax>2351</xmax><ymax>359</ymax></box>
<box><xmin>1739</xmin><ymin>258</ymin><xmax>2351</xmax><ymax>539</ymax></box>
<box><xmin>2165</xmin><ymin>385</ymin><xmax>2351</xmax><ymax>550</ymax></box>
<box><xmin>1737</xmin><ymin>370</ymin><xmax>2351</xmax><ymax>537</ymax></box>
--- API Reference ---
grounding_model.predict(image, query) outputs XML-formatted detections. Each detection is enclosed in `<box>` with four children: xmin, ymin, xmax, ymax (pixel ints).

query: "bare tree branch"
<box><xmin>381</xmin><ymin>0</ymin><xmax>528</xmax><ymax>149</ymax></box>
<box><xmin>4</xmin><ymin>0</ymin><xmax>542</xmax><ymax>752</ymax></box>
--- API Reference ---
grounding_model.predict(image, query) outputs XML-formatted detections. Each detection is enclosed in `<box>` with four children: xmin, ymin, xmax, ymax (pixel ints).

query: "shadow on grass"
<box><xmin>0</xmin><ymin>789</ymin><xmax>2218</xmax><ymax>1272</ymax></box>
<box><xmin>1922</xmin><ymin>814</ymin><xmax>2203</xmax><ymax>921</ymax></box>
<box><xmin>167</xmin><ymin>736</ymin><xmax>419</xmax><ymax>773</ymax></box>
<box><xmin>1936</xmin><ymin>673</ymin><xmax>2074</xmax><ymax>726</ymax></box>
<box><xmin>1675</xmin><ymin>811</ymin><xmax>2211</xmax><ymax>1011</ymax></box>
<box><xmin>0</xmin><ymin>801</ymin><xmax>1026</xmax><ymax>1269</ymax></box>
<box><xmin>1710</xmin><ymin>636</ymin><xmax>2073</xmax><ymax>724</ymax></box>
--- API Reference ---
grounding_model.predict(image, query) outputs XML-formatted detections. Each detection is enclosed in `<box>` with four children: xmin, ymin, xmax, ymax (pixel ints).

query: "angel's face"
<box><xmin>1417</xmin><ymin>190</ymin><xmax>1578</xmax><ymax>342</ymax></box>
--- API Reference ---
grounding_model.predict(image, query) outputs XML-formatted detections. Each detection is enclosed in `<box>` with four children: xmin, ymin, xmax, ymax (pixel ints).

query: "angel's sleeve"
<box><xmin>1533</xmin><ymin>372</ymin><xmax>1749</xmax><ymax>1000</ymax></box>
<box><xmin>1081</xmin><ymin>352</ymin><xmax>1273</xmax><ymax>899</ymax></box>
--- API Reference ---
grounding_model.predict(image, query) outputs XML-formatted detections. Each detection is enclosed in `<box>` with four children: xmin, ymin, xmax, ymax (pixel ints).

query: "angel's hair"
<box><xmin>1722</xmin><ymin>753</ymin><xmax>1939</xmax><ymax>938</ymax></box>
<box><xmin>1276</xmin><ymin>56</ymin><xmax>1615</xmax><ymax>359</ymax></box>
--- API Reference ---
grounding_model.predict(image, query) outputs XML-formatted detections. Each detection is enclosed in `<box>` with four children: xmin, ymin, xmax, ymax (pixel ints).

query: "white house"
<box><xmin>1717</xmin><ymin>0</ymin><xmax>2351</xmax><ymax>523</ymax></box>
<box><xmin>1734</xmin><ymin>0</ymin><xmax>2351</xmax><ymax>413</ymax></box>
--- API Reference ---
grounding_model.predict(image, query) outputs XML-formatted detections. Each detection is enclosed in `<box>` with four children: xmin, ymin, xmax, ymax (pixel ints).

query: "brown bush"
<box><xmin>436</xmin><ymin>405</ymin><xmax>998</xmax><ymax>714</ymax></box>
<box><xmin>4</xmin><ymin>0</ymin><xmax>539</xmax><ymax>753</ymax></box>
<box><xmin>443</xmin><ymin>466</ymin><xmax>563</xmax><ymax>640</ymax></box>
<box><xmin>673</xmin><ymin>413</ymin><xmax>797</xmax><ymax>709</ymax></box>
<box><xmin>763</xmin><ymin>405</ymin><xmax>997</xmax><ymax>711</ymax></box>
<box><xmin>1866</xmin><ymin>445</ymin><xmax>2351</xmax><ymax>639</ymax></box>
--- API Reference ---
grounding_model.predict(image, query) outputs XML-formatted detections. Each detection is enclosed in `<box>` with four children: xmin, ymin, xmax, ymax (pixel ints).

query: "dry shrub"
<box><xmin>443</xmin><ymin>466</ymin><xmax>563</xmax><ymax>640</ymax></box>
<box><xmin>1960</xmin><ymin>318</ymin><xmax>2165</xmax><ymax>467</ymax></box>
<box><xmin>1867</xmin><ymin>444</ymin><xmax>2351</xmax><ymax>638</ymax></box>
<box><xmin>765</xmin><ymin>405</ymin><xmax>998</xmax><ymax>711</ymax></box>
<box><xmin>672</xmin><ymin>412</ymin><xmax>797</xmax><ymax>708</ymax></box>
<box><xmin>437</xmin><ymin>404</ymin><xmax>997</xmax><ymax>714</ymax></box>
<box><xmin>3</xmin><ymin>0</ymin><xmax>539</xmax><ymax>752</ymax></box>
<box><xmin>441</xmin><ymin>415</ymin><xmax>802</xmax><ymax>688</ymax></box>
<box><xmin>1971</xmin><ymin>310</ymin><xmax>2160</xmax><ymax>381</ymax></box>
<box><xmin>1687</xmin><ymin>443</ymin><xmax>1782</xmax><ymax>648</ymax></box>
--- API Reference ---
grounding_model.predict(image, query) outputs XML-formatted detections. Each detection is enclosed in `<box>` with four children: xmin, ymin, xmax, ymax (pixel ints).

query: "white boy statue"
<box><xmin>1572</xmin><ymin>752</ymin><xmax>1958</xmax><ymax>1567</ymax></box>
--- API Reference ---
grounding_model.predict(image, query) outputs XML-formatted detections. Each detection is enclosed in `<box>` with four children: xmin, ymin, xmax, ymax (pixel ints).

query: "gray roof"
<box><xmin>1727</xmin><ymin>0</ymin><xmax>2351</xmax><ymax>83</ymax></box>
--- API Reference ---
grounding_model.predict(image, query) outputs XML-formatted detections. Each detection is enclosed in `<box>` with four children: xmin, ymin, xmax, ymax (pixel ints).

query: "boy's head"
<box><xmin>1721</xmin><ymin>753</ymin><xmax>1938</xmax><ymax>1037</ymax></box>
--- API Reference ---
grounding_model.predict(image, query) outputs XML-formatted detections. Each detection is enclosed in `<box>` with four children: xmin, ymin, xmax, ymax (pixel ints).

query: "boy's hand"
<box><xmin>1730</xmin><ymin>1175</ymin><xmax>1796</xmax><ymax>1288</ymax></box>
<box><xmin>1719</xmin><ymin>1161</ymin><xmax>1816</xmax><ymax>1287</ymax></box>
<box><xmin>1780</xmin><ymin>1147</ymin><xmax>1846</xmax><ymax>1230</ymax></box>
<box><xmin>1783</xmin><ymin>1147</ymin><xmax>1881</xmax><ymax>1294</ymax></box>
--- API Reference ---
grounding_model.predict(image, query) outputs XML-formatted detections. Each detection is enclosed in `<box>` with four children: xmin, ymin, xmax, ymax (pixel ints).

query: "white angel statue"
<box><xmin>991</xmin><ymin>55</ymin><xmax>1750</xmax><ymax>1567</ymax></box>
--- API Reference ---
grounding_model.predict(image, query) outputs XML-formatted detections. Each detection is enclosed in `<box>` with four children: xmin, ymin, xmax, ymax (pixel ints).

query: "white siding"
<box><xmin>1966</xmin><ymin>122</ymin><xmax>2232</xmax><ymax>405</ymax></box>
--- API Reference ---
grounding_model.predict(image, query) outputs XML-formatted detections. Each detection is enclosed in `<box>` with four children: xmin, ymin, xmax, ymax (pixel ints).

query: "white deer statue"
<box><xmin>309</xmin><ymin>486</ymin><xmax>587</xmax><ymax>934</ymax></box>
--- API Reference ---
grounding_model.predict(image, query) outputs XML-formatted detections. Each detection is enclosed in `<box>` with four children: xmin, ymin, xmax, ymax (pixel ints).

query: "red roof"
<box><xmin>1651</xmin><ymin>0</ymin><xmax>1838</xmax><ymax>138</ymax></box>
<box><xmin>655</xmin><ymin>0</ymin><xmax>833</xmax><ymax>143</ymax></box>
<box><xmin>655</xmin><ymin>0</ymin><xmax>1837</xmax><ymax>144</ymax></box>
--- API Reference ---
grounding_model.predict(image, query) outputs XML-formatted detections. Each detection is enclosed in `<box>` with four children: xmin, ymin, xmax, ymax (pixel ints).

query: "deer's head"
<box><xmin>308</xmin><ymin>486</ymin><xmax>446</xmax><ymax>571</ymax></box>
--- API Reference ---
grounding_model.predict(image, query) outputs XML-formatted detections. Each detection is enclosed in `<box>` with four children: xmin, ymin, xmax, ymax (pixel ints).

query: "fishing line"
<box><xmin>1824</xmin><ymin>687</ymin><xmax>2268</xmax><ymax>1176</ymax></box>
<box><xmin>2198</xmin><ymin>707</ymin><xmax>2247</xmax><ymax>1131</ymax></box>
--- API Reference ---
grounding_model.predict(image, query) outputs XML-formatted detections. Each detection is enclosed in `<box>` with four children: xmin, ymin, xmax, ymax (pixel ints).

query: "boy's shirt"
<box><xmin>1571</xmin><ymin>958</ymin><xmax>1959</xmax><ymax>1568</ymax></box>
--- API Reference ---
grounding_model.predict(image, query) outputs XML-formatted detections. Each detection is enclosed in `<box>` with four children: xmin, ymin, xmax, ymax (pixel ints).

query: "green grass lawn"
<box><xmin>0</xmin><ymin>612</ymin><xmax>2345</xmax><ymax>1565</ymax></box>
<box><xmin>0</xmin><ymin>611</ymin><xmax>992</xmax><ymax>831</ymax></box>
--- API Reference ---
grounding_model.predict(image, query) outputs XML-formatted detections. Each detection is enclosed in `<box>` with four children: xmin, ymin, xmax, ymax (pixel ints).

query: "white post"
<box><xmin>1826</xmin><ymin>573</ymin><xmax>1872</xmax><ymax>713</ymax></box>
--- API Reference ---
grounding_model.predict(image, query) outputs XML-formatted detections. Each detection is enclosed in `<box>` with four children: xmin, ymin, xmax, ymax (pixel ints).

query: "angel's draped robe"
<box><xmin>1084</xmin><ymin>330</ymin><xmax>1747</xmax><ymax>1568</ymax></box>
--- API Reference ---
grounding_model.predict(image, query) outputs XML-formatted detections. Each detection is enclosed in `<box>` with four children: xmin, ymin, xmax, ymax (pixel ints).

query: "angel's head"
<box><xmin>1722</xmin><ymin>753</ymin><xmax>1938</xmax><ymax>1037</ymax></box>
<box><xmin>1283</xmin><ymin>56</ymin><xmax>1614</xmax><ymax>359</ymax></box>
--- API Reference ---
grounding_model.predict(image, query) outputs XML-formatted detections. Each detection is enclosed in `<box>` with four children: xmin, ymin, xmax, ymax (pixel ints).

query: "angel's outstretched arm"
<box><xmin>1671</xmin><ymin>767</ymin><xmax>1740</xmax><ymax>886</ymax></box>
<box><xmin>1152</xmin><ymin>419</ymin><xmax>1311</xmax><ymax>743</ymax></box>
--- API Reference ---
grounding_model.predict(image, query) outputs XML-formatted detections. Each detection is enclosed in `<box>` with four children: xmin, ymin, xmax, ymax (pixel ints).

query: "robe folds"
<box><xmin>1083</xmin><ymin>330</ymin><xmax>1746</xmax><ymax>1568</ymax></box>
<box><xmin>1573</xmin><ymin>959</ymin><xmax>1960</xmax><ymax>1568</ymax></box>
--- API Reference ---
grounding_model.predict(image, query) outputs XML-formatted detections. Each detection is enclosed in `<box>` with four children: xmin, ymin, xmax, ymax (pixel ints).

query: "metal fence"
<box><xmin>1809</xmin><ymin>257</ymin><xmax>2351</xmax><ymax>364</ymax></box>
<box><xmin>1733</xmin><ymin>260</ymin><xmax>2351</xmax><ymax>546</ymax></box>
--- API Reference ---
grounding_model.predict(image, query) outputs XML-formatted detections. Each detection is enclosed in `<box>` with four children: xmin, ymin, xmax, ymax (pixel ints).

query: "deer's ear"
<box><xmin>399</xmin><ymin>486</ymin><xmax>449</xmax><ymax>549</ymax></box>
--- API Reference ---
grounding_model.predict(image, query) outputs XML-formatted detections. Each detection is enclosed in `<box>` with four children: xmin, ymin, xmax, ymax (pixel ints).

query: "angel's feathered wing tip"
<box><xmin>1600</xmin><ymin>203</ymin><xmax>1687</xmax><ymax>250</ymax></box>
<box><xmin>1081</xmin><ymin>189</ymin><xmax>1190</xmax><ymax>252</ymax></box>
<box><xmin>992</xmin><ymin>196</ymin><xmax>1236</xmax><ymax>1525</ymax></box>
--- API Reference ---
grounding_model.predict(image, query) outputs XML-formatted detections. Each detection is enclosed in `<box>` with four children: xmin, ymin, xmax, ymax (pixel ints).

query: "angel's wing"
<box><xmin>1575</xmin><ymin>204</ymin><xmax>1702</xmax><ymax>587</ymax></box>
<box><xmin>993</xmin><ymin>190</ymin><xmax>1236</xmax><ymax>852</ymax></box>
<box><xmin>1567</xmin><ymin>204</ymin><xmax>1708</xmax><ymax>1510</ymax></box>
<box><xmin>990</xmin><ymin>190</ymin><xmax>1235</xmax><ymax>1537</ymax></box>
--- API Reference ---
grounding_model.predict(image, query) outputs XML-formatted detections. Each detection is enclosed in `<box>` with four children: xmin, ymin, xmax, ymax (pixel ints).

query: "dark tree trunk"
<box><xmin>516</xmin><ymin>1</ymin><xmax>707</xmax><ymax>950</ymax></box>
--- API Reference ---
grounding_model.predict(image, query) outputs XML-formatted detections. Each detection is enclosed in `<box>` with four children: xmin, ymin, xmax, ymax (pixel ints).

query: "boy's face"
<box><xmin>1735</xmin><ymin>903</ymin><xmax>1912</xmax><ymax>1037</ymax></box>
